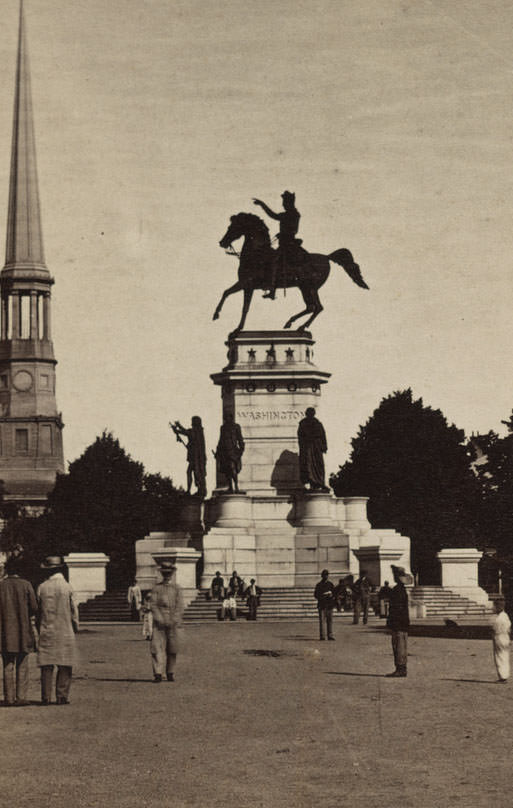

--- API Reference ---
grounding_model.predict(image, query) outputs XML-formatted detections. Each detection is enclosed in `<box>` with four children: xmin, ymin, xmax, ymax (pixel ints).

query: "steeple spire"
<box><xmin>0</xmin><ymin>1</ymin><xmax>64</xmax><ymax>509</ymax></box>
<box><xmin>4</xmin><ymin>0</ymin><xmax>46</xmax><ymax>272</ymax></box>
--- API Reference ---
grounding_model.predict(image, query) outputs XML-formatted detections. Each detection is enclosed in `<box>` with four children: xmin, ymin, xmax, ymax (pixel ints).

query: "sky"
<box><xmin>0</xmin><ymin>0</ymin><xmax>511</xmax><ymax>491</ymax></box>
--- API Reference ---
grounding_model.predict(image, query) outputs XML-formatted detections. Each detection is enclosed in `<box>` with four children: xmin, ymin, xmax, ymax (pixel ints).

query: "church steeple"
<box><xmin>5</xmin><ymin>0</ymin><xmax>46</xmax><ymax>273</ymax></box>
<box><xmin>0</xmin><ymin>1</ymin><xmax>64</xmax><ymax>508</ymax></box>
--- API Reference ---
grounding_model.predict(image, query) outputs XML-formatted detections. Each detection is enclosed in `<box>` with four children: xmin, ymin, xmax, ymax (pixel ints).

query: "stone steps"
<box><xmin>184</xmin><ymin>588</ymin><xmax>358</xmax><ymax>623</ymax></box>
<box><xmin>411</xmin><ymin>586</ymin><xmax>492</xmax><ymax>617</ymax></box>
<box><xmin>79</xmin><ymin>591</ymin><xmax>132</xmax><ymax>622</ymax></box>
<box><xmin>78</xmin><ymin>585</ymin><xmax>493</xmax><ymax>623</ymax></box>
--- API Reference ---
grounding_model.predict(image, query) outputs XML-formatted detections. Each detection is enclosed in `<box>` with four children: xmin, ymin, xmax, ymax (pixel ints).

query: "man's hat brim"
<box><xmin>41</xmin><ymin>556</ymin><xmax>65</xmax><ymax>569</ymax></box>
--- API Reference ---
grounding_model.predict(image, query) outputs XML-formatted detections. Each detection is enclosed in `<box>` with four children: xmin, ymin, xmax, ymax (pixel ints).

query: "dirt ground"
<box><xmin>0</xmin><ymin>617</ymin><xmax>511</xmax><ymax>808</ymax></box>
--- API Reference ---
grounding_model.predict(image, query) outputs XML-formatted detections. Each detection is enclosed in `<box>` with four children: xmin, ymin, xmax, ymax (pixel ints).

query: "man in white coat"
<box><xmin>37</xmin><ymin>556</ymin><xmax>79</xmax><ymax>705</ymax></box>
<box><xmin>491</xmin><ymin>597</ymin><xmax>511</xmax><ymax>683</ymax></box>
<box><xmin>150</xmin><ymin>560</ymin><xmax>183</xmax><ymax>682</ymax></box>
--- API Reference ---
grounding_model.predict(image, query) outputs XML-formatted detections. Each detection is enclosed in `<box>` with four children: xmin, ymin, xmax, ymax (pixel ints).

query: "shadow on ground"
<box><xmin>368</xmin><ymin>624</ymin><xmax>491</xmax><ymax>640</ymax></box>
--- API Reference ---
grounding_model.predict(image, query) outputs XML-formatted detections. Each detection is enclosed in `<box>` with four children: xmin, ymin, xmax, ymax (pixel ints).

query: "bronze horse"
<box><xmin>213</xmin><ymin>212</ymin><xmax>368</xmax><ymax>333</ymax></box>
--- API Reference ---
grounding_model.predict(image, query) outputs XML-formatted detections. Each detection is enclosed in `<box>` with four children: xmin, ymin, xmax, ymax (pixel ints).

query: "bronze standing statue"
<box><xmin>213</xmin><ymin>192</ymin><xmax>368</xmax><ymax>334</ymax></box>
<box><xmin>171</xmin><ymin>417</ymin><xmax>207</xmax><ymax>499</ymax></box>
<box><xmin>215</xmin><ymin>413</ymin><xmax>245</xmax><ymax>494</ymax></box>
<box><xmin>297</xmin><ymin>407</ymin><xmax>329</xmax><ymax>492</ymax></box>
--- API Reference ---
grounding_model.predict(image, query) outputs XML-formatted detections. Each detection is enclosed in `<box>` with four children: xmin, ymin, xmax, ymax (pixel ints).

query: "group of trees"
<box><xmin>1</xmin><ymin>432</ymin><xmax>184</xmax><ymax>588</ymax></box>
<box><xmin>330</xmin><ymin>389</ymin><xmax>513</xmax><ymax>583</ymax></box>
<box><xmin>2</xmin><ymin>391</ymin><xmax>512</xmax><ymax>588</ymax></box>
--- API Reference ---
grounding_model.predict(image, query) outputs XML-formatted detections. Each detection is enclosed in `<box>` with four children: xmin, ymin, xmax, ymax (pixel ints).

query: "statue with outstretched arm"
<box><xmin>253</xmin><ymin>191</ymin><xmax>301</xmax><ymax>300</ymax></box>
<box><xmin>170</xmin><ymin>416</ymin><xmax>207</xmax><ymax>499</ymax></box>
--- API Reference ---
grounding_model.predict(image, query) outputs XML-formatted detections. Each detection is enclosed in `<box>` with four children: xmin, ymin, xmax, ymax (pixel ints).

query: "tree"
<box><xmin>42</xmin><ymin>431</ymin><xmax>182</xmax><ymax>588</ymax></box>
<box><xmin>475</xmin><ymin>413</ymin><xmax>513</xmax><ymax>556</ymax></box>
<box><xmin>330</xmin><ymin>389</ymin><xmax>481</xmax><ymax>582</ymax></box>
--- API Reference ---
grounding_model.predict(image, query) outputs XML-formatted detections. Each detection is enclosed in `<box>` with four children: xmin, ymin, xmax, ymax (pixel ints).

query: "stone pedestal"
<box><xmin>200</xmin><ymin>329</ymin><xmax>412</xmax><ymax>589</ymax></box>
<box><xmin>63</xmin><ymin>552</ymin><xmax>109</xmax><ymax>605</ymax></box>
<box><xmin>151</xmin><ymin>547</ymin><xmax>202</xmax><ymax>607</ymax></box>
<box><xmin>437</xmin><ymin>548</ymin><xmax>489</xmax><ymax>605</ymax></box>
<box><xmin>211</xmin><ymin>330</ymin><xmax>329</xmax><ymax>497</ymax></box>
<box><xmin>352</xmin><ymin>535</ymin><xmax>411</xmax><ymax>589</ymax></box>
<box><xmin>135</xmin><ymin>532</ymin><xmax>201</xmax><ymax>606</ymax></box>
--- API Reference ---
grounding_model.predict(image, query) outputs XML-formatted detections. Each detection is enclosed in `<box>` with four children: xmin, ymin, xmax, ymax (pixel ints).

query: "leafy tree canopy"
<box><xmin>2</xmin><ymin>431</ymin><xmax>183</xmax><ymax>588</ymax></box>
<box><xmin>330</xmin><ymin>389</ymin><xmax>480</xmax><ymax>582</ymax></box>
<box><xmin>474</xmin><ymin>411</ymin><xmax>513</xmax><ymax>559</ymax></box>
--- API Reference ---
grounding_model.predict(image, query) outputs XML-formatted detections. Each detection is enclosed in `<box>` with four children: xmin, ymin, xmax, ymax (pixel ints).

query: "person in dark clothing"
<box><xmin>245</xmin><ymin>579</ymin><xmax>262</xmax><ymax>621</ymax></box>
<box><xmin>386</xmin><ymin>565</ymin><xmax>411</xmax><ymax>678</ymax></box>
<box><xmin>314</xmin><ymin>569</ymin><xmax>335</xmax><ymax>641</ymax></box>
<box><xmin>0</xmin><ymin>558</ymin><xmax>38</xmax><ymax>706</ymax></box>
<box><xmin>210</xmin><ymin>571</ymin><xmax>225</xmax><ymax>601</ymax></box>
<box><xmin>352</xmin><ymin>571</ymin><xmax>372</xmax><ymax>625</ymax></box>
<box><xmin>378</xmin><ymin>580</ymin><xmax>393</xmax><ymax>618</ymax></box>
<box><xmin>227</xmin><ymin>571</ymin><xmax>244</xmax><ymax>599</ymax></box>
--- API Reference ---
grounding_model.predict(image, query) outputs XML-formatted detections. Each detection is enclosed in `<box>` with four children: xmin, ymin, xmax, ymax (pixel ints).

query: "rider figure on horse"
<box><xmin>253</xmin><ymin>191</ymin><xmax>303</xmax><ymax>300</ymax></box>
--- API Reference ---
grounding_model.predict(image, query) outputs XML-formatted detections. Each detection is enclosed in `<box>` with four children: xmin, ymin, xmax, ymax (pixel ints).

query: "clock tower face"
<box><xmin>12</xmin><ymin>370</ymin><xmax>33</xmax><ymax>392</ymax></box>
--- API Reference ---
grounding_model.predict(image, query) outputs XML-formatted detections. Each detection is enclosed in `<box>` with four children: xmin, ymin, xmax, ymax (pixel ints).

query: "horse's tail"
<box><xmin>329</xmin><ymin>248</ymin><xmax>369</xmax><ymax>289</ymax></box>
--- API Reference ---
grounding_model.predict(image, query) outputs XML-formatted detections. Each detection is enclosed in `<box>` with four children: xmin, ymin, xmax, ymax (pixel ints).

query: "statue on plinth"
<box><xmin>170</xmin><ymin>416</ymin><xmax>207</xmax><ymax>499</ymax></box>
<box><xmin>297</xmin><ymin>407</ymin><xmax>329</xmax><ymax>493</ymax></box>
<box><xmin>213</xmin><ymin>193</ymin><xmax>368</xmax><ymax>333</ymax></box>
<box><xmin>215</xmin><ymin>413</ymin><xmax>245</xmax><ymax>494</ymax></box>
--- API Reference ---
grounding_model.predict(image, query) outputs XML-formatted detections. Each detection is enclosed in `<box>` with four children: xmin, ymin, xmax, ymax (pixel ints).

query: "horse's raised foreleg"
<box><xmin>233</xmin><ymin>287</ymin><xmax>253</xmax><ymax>334</ymax></box>
<box><xmin>213</xmin><ymin>281</ymin><xmax>244</xmax><ymax>321</ymax></box>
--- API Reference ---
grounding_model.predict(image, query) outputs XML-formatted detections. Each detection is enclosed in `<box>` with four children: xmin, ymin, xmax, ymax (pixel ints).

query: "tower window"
<box><xmin>40</xmin><ymin>374</ymin><xmax>49</xmax><ymax>389</ymax></box>
<box><xmin>0</xmin><ymin>374</ymin><xmax>7</xmax><ymax>389</ymax></box>
<box><xmin>40</xmin><ymin>424</ymin><xmax>52</xmax><ymax>455</ymax></box>
<box><xmin>15</xmin><ymin>428</ymin><xmax>29</xmax><ymax>453</ymax></box>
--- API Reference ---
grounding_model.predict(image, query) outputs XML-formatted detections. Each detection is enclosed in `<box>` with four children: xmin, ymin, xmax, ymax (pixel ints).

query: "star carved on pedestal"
<box><xmin>266</xmin><ymin>344</ymin><xmax>276</xmax><ymax>361</ymax></box>
<box><xmin>247</xmin><ymin>349</ymin><xmax>256</xmax><ymax>361</ymax></box>
<box><xmin>285</xmin><ymin>347</ymin><xmax>294</xmax><ymax>360</ymax></box>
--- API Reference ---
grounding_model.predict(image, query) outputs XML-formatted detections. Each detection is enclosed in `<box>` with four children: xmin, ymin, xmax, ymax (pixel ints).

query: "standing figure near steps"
<box><xmin>171</xmin><ymin>416</ymin><xmax>207</xmax><ymax>499</ymax></box>
<box><xmin>297</xmin><ymin>408</ymin><xmax>329</xmax><ymax>492</ymax></box>
<box><xmin>253</xmin><ymin>191</ymin><xmax>303</xmax><ymax>300</ymax></box>
<box><xmin>491</xmin><ymin>597</ymin><xmax>511</xmax><ymax>683</ymax></box>
<box><xmin>216</xmin><ymin>413</ymin><xmax>245</xmax><ymax>493</ymax></box>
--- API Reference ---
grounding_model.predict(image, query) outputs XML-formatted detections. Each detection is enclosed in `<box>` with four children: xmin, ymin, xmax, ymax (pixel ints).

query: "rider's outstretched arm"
<box><xmin>253</xmin><ymin>199</ymin><xmax>281</xmax><ymax>220</ymax></box>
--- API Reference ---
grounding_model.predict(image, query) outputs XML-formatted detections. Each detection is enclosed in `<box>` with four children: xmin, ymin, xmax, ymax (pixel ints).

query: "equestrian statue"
<box><xmin>213</xmin><ymin>192</ymin><xmax>369</xmax><ymax>333</ymax></box>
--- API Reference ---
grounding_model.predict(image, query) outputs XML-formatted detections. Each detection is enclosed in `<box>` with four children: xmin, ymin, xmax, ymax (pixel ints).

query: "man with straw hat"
<box><xmin>37</xmin><ymin>556</ymin><xmax>79</xmax><ymax>705</ymax></box>
<box><xmin>150</xmin><ymin>560</ymin><xmax>184</xmax><ymax>683</ymax></box>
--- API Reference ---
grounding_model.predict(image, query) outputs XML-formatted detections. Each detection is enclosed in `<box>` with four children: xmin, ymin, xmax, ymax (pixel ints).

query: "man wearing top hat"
<box><xmin>150</xmin><ymin>560</ymin><xmax>184</xmax><ymax>682</ymax></box>
<box><xmin>386</xmin><ymin>565</ymin><xmax>411</xmax><ymax>678</ymax></box>
<box><xmin>37</xmin><ymin>556</ymin><xmax>79</xmax><ymax>705</ymax></box>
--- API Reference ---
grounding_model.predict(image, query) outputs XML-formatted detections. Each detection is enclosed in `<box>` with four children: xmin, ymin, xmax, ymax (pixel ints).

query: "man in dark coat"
<box><xmin>245</xmin><ymin>579</ymin><xmax>262</xmax><ymax>621</ymax></box>
<box><xmin>0</xmin><ymin>557</ymin><xmax>38</xmax><ymax>706</ymax></box>
<box><xmin>216</xmin><ymin>413</ymin><xmax>245</xmax><ymax>493</ymax></box>
<box><xmin>386</xmin><ymin>565</ymin><xmax>411</xmax><ymax>678</ymax></box>
<box><xmin>314</xmin><ymin>569</ymin><xmax>335</xmax><ymax>641</ymax></box>
<box><xmin>210</xmin><ymin>571</ymin><xmax>225</xmax><ymax>601</ymax></box>
<box><xmin>297</xmin><ymin>408</ymin><xmax>329</xmax><ymax>492</ymax></box>
<box><xmin>352</xmin><ymin>571</ymin><xmax>372</xmax><ymax>625</ymax></box>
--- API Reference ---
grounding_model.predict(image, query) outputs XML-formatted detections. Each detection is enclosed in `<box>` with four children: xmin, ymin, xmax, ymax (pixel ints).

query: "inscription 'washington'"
<box><xmin>236</xmin><ymin>410</ymin><xmax>305</xmax><ymax>422</ymax></box>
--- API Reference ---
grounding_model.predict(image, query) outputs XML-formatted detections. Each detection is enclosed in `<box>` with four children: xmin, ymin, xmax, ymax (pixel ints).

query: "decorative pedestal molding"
<box><xmin>150</xmin><ymin>547</ymin><xmax>202</xmax><ymax>608</ymax></box>
<box><xmin>63</xmin><ymin>552</ymin><xmax>109</xmax><ymax>605</ymax></box>
<box><xmin>437</xmin><ymin>548</ymin><xmax>489</xmax><ymax>605</ymax></box>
